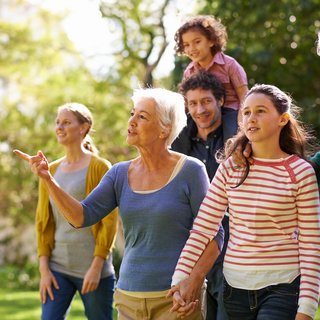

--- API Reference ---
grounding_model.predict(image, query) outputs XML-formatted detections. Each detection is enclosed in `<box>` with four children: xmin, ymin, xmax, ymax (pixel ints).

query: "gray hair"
<box><xmin>131</xmin><ymin>88</ymin><xmax>187</xmax><ymax>146</ymax></box>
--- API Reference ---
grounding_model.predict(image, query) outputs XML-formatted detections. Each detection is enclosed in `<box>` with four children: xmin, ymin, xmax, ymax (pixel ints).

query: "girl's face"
<box><xmin>182</xmin><ymin>30</ymin><xmax>214</xmax><ymax>67</ymax></box>
<box><xmin>55</xmin><ymin>109</ymin><xmax>86</xmax><ymax>146</ymax></box>
<box><xmin>127</xmin><ymin>98</ymin><xmax>164</xmax><ymax>148</ymax></box>
<box><xmin>241</xmin><ymin>93</ymin><xmax>288</xmax><ymax>145</ymax></box>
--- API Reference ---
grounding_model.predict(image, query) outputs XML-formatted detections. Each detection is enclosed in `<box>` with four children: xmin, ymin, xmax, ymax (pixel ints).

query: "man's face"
<box><xmin>186</xmin><ymin>88</ymin><xmax>222</xmax><ymax>131</ymax></box>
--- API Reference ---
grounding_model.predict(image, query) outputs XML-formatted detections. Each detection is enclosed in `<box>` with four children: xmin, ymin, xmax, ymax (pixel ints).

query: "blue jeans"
<box><xmin>42</xmin><ymin>270</ymin><xmax>115</xmax><ymax>320</ymax></box>
<box><xmin>223</xmin><ymin>276</ymin><xmax>299</xmax><ymax>320</ymax></box>
<box><xmin>221</xmin><ymin>108</ymin><xmax>238</xmax><ymax>141</ymax></box>
<box><xmin>206</xmin><ymin>261</ymin><xmax>229</xmax><ymax>320</ymax></box>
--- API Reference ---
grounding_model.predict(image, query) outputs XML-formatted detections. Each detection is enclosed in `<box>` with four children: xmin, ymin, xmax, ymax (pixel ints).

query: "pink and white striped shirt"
<box><xmin>172</xmin><ymin>155</ymin><xmax>320</xmax><ymax>318</ymax></box>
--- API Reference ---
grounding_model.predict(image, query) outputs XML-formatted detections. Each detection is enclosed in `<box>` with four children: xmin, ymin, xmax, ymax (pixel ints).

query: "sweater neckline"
<box><xmin>252</xmin><ymin>154</ymin><xmax>297</xmax><ymax>166</ymax></box>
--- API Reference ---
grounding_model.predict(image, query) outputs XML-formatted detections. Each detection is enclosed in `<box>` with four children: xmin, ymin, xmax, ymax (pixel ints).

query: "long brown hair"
<box><xmin>219</xmin><ymin>84</ymin><xmax>316</xmax><ymax>187</ymax></box>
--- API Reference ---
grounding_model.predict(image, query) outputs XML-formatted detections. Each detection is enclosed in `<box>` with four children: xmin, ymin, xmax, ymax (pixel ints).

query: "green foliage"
<box><xmin>0</xmin><ymin>263</ymin><xmax>39</xmax><ymax>290</ymax></box>
<box><xmin>172</xmin><ymin>0</ymin><xmax>320</xmax><ymax>139</ymax></box>
<box><xmin>99</xmin><ymin>0</ymin><xmax>171</xmax><ymax>86</ymax></box>
<box><xmin>1</xmin><ymin>0</ymin><xmax>136</xmax><ymax>236</ymax></box>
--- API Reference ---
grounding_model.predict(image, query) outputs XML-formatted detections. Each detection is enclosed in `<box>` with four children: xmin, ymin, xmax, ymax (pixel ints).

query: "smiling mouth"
<box><xmin>247</xmin><ymin>127</ymin><xmax>259</xmax><ymax>133</ymax></box>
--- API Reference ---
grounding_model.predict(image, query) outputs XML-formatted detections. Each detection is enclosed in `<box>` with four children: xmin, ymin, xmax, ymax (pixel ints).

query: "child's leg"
<box><xmin>223</xmin><ymin>277</ymin><xmax>299</xmax><ymax>320</ymax></box>
<box><xmin>221</xmin><ymin>108</ymin><xmax>238</xmax><ymax>140</ymax></box>
<box><xmin>256</xmin><ymin>276</ymin><xmax>299</xmax><ymax>320</ymax></box>
<box><xmin>223</xmin><ymin>279</ymin><xmax>256</xmax><ymax>320</ymax></box>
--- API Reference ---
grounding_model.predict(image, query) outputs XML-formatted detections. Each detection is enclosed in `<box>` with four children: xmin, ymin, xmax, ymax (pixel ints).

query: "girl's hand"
<box><xmin>169</xmin><ymin>290</ymin><xmax>198</xmax><ymax>318</ymax></box>
<box><xmin>167</xmin><ymin>282</ymin><xmax>201</xmax><ymax>318</ymax></box>
<box><xmin>13</xmin><ymin>149</ymin><xmax>50</xmax><ymax>180</ymax></box>
<box><xmin>39</xmin><ymin>269</ymin><xmax>59</xmax><ymax>304</ymax></box>
<box><xmin>295</xmin><ymin>312</ymin><xmax>312</xmax><ymax>320</ymax></box>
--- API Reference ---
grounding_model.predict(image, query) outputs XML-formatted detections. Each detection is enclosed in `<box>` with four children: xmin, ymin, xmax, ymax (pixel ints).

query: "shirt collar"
<box><xmin>187</xmin><ymin>51</ymin><xmax>225</xmax><ymax>72</ymax></box>
<box><xmin>190</xmin><ymin>123</ymin><xmax>223</xmax><ymax>142</ymax></box>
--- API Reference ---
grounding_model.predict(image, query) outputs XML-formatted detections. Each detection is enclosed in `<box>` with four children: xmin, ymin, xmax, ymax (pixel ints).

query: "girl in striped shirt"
<box><xmin>170</xmin><ymin>84</ymin><xmax>320</xmax><ymax>320</ymax></box>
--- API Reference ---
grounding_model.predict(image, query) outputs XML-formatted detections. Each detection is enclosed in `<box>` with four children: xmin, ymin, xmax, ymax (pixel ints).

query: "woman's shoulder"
<box><xmin>104</xmin><ymin>160</ymin><xmax>132</xmax><ymax>176</ymax></box>
<box><xmin>182</xmin><ymin>156</ymin><xmax>207</xmax><ymax>175</ymax></box>
<box><xmin>182</xmin><ymin>155</ymin><xmax>204</xmax><ymax>167</ymax></box>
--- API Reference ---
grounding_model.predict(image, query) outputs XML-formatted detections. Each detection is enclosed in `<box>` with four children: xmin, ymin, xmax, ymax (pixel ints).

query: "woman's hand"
<box><xmin>13</xmin><ymin>149</ymin><xmax>51</xmax><ymax>180</ymax></box>
<box><xmin>39</xmin><ymin>267</ymin><xmax>59</xmax><ymax>304</ymax></box>
<box><xmin>171</xmin><ymin>290</ymin><xmax>199</xmax><ymax>318</ymax></box>
<box><xmin>81</xmin><ymin>256</ymin><xmax>104</xmax><ymax>294</ymax></box>
<box><xmin>81</xmin><ymin>266</ymin><xmax>101</xmax><ymax>294</ymax></box>
<box><xmin>167</xmin><ymin>276</ymin><xmax>204</xmax><ymax>304</ymax></box>
<box><xmin>167</xmin><ymin>276</ymin><xmax>203</xmax><ymax>318</ymax></box>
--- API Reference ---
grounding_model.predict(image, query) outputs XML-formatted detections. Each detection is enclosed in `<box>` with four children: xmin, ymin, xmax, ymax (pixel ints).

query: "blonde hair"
<box><xmin>57</xmin><ymin>102</ymin><xmax>99</xmax><ymax>154</ymax></box>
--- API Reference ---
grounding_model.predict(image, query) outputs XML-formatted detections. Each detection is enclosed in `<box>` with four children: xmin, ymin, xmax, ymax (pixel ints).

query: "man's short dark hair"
<box><xmin>178</xmin><ymin>70</ymin><xmax>226</xmax><ymax>103</ymax></box>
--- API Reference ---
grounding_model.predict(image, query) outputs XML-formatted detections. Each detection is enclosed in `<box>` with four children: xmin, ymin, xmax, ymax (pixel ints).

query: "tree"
<box><xmin>99</xmin><ymin>0</ymin><xmax>174</xmax><ymax>87</ymax></box>
<box><xmin>0</xmin><ymin>0</ymin><xmax>135</xmax><ymax>265</ymax></box>
<box><xmin>180</xmin><ymin>0</ymin><xmax>320</xmax><ymax>139</ymax></box>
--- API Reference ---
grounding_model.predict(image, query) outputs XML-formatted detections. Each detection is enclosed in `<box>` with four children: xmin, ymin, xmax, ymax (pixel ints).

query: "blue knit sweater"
<box><xmin>82</xmin><ymin>157</ymin><xmax>224</xmax><ymax>291</ymax></box>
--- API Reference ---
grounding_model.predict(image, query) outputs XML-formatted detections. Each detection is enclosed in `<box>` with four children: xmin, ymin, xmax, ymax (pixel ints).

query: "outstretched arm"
<box><xmin>14</xmin><ymin>149</ymin><xmax>84</xmax><ymax>227</ymax></box>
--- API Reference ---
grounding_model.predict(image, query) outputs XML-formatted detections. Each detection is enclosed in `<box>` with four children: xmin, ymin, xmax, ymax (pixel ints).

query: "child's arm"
<box><xmin>235</xmin><ymin>85</ymin><xmax>248</xmax><ymax>105</ymax></box>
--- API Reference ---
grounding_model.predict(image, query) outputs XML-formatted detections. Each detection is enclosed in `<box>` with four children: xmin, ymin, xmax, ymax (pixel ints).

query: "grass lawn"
<box><xmin>0</xmin><ymin>288</ymin><xmax>318</xmax><ymax>319</ymax></box>
<box><xmin>0</xmin><ymin>288</ymin><xmax>118</xmax><ymax>319</ymax></box>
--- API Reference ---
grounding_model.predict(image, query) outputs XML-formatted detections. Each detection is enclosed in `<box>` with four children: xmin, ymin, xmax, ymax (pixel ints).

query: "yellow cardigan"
<box><xmin>36</xmin><ymin>154</ymin><xmax>118</xmax><ymax>259</ymax></box>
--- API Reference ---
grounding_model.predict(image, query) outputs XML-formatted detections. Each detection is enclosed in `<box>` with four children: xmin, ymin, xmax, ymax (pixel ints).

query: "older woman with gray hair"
<box><xmin>15</xmin><ymin>87</ymin><xmax>224</xmax><ymax>320</ymax></box>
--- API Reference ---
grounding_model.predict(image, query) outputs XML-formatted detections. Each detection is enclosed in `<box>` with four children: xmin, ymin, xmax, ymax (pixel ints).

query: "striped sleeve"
<box><xmin>172</xmin><ymin>163</ymin><xmax>228</xmax><ymax>285</ymax></box>
<box><xmin>295</xmin><ymin>163</ymin><xmax>320</xmax><ymax>318</ymax></box>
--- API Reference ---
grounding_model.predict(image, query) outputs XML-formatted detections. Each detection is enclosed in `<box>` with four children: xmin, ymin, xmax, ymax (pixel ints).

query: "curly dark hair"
<box><xmin>174</xmin><ymin>15</ymin><xmax>228</xmax><ymax>56</ymax></box>
<box><xmin>178</xmin><ymin>70</ymin><xmax>226</xmax><ymax>104</ymax></box>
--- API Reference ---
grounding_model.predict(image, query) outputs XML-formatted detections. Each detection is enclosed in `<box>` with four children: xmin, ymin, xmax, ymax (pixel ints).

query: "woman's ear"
<box><xmin>80</xmin><ymin>123</ymin><xmax>90</xmax><ymax>136</ymax></box>
<box><xmin>279</xmin><ymin>112</ymin><xmax>290</xmax><ymax>127</ymax></box>
<box><xmin>159</xmin><ymin>126</ymin><xmax>171</xmax><ymax>139</ymax></box>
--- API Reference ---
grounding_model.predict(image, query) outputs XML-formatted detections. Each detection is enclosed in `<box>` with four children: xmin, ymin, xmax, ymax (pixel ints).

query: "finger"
<box><xmin>40</xmin><ymin>288</ymin><xmax>47</xmax><ymax>304</ymax></box>
<box><xmin>81</xmin><ymin>281</ymin><xmax>89</xmax><ymax>294</ymax></box>
<box><xmin>52</xmin><ymin>276</ymin><xmax>59</xmax><ymax>290</ymax></box>
<box><xmin>177</xmin><ymin>302</ymin><xmax>197</xmax><ymax>317</ymax></box>
<box><xmin>184</xmin><ymin>302</ymin><xmax>197</xmax><ymax>316</ymax></box>
<box><xmin>13</xmin><ymin>149</ymin><xmax>31</xmax><ymax>161</ymax></box>
<box><xmin>243</xmin><ymin>142</ymin><xmax>252</xmax><ymax>158</ymax></box>
<box><xmin>170</xmin><ymin>302</ymin><xmax>182</xmax><ymax>313</ymax></box>
<box><xmin>47</xmin><ymin>287</ymin><xmax>54</xmax><ymax>302</ymax></box>
<box><xmin>173</xmin><ymin>291</ymin><xmax>186</xmax><ymax>306</ymax></box>
<box><xmin>166</xmin><ymin>286</ymin><xmax>179</xmax><ymax>298</ymax></box>
<box><xmin>37</xmin><ymin>150</ymin><xmax>46</xmax><ymax>160</ymax></box>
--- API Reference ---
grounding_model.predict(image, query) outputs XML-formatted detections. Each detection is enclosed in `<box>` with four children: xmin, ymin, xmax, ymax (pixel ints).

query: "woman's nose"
<box><xmin>128</xmin><ymin>115</ymin><xmax>136</xmax><ymax>126</ymax></box>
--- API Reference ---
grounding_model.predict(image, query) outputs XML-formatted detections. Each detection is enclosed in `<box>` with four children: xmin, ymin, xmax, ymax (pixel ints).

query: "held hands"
<box><xmin>13</xmin><ymin>149</ymin><xmax>51</xmax><ymax>180</ymax></box>
<box><xmin>167</xmin><ymin>277</ymin><xmax>203</xmax><ymax>318</ymax></box>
